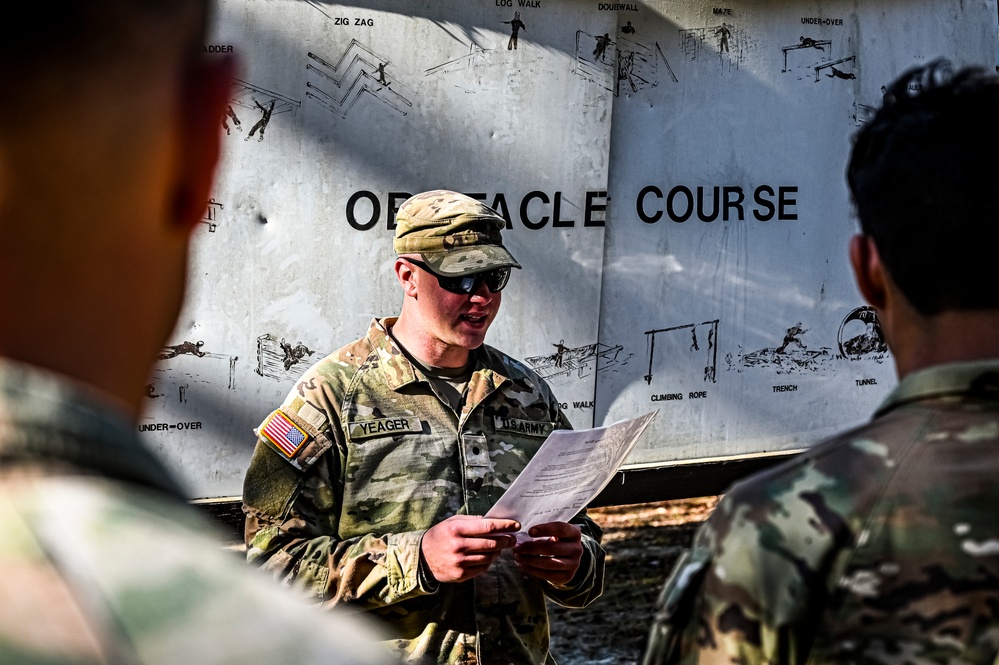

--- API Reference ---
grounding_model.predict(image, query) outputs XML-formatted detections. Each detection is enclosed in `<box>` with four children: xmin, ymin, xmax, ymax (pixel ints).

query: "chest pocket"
<box><xmin>462</xmin><ymin>433</ymin><xmax>490</xmax><ymax>468</ymax></box>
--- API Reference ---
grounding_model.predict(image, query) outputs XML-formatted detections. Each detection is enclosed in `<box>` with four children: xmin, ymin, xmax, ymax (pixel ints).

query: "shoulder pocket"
<box><xmin>255</xmin><ymin>407</ymin><xmax>332</xmax><ymax>471</ymax></box>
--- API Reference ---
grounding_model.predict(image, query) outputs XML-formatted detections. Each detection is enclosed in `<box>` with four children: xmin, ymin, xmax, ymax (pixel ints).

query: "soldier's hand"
<box><xmin>420</xmin><ymin>516</ymin><xmax>519</xmax><ymax>583</ymax></box>
<box><xmin>513</xmin><ymin>521</ymin><xmax>583</xmax><ymax>587</ymax></box>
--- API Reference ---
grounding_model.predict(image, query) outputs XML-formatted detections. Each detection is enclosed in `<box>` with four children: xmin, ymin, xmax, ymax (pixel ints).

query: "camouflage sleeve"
<box><xmin>541</xmin><ymin>404</ymin><xmax>607</xmax><ymax>609</ymax></box>
<box><xmin>641</xmin><ymin>547</ymin><xmax>711</xmax><ymax>665</ymax></box>
<box><xmin>641</xmin><ymin>482</ymin><xmax>837</xmax><ymax>665</ymax></box>
<box><xmin>243</xmin><ymin>407</ymin><xmax>432</xmax><ymax>609</ymax></box>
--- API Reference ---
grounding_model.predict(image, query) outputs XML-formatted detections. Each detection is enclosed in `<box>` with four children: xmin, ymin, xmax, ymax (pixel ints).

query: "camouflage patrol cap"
<box><xmin>394</xmin><ymin>190</ymin><xmax>522</xmax><ymax>276</ymax></box>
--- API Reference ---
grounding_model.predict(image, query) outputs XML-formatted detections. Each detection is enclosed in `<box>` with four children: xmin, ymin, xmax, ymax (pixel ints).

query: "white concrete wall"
<box><xmin>139</xmin><ymin>0</ymin><xmax>999</xmax><ymax>498</ymax></box>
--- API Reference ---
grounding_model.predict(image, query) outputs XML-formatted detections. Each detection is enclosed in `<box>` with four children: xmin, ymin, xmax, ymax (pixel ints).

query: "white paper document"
<box><xmin>485</xmin><ymin>411</ymin><xmax>658</xmax><ymax>536</ymax></box>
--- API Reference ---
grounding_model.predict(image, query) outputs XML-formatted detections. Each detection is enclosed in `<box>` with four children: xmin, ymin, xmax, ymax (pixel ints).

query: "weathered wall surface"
<box><xmin>139</xmin><ymin>0</ymin><xmax>999</xmax><ymax>497</ymax></box>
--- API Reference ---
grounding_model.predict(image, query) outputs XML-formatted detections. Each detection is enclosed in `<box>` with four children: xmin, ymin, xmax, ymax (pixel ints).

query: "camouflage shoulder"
<box><xmin>288</xmin><ymin>335</ymin><xmax>373</xmax><ymax>403</ymax></box>
<box><xmin>9</xmin><ymin>476</ymin><xmax>396</xmax><ymax>665</ymax></box>
<box><xmin>691</xmin><ymin>428</ymin><xmax>897</xmax><ymax>626</ymax></box>
<box><xmin>643</xmin><ymin>548</ymin><xmax>712</xmax><ymax>665</ymax></box>
<box><xmin>720</xmin><ymin>420</ymin><xmax>894</xmax><ymax>515</ymax></box>
<box><xmin>254</xmin><ymin>336</ymin><xmax>378</xmax><ymax>471</ymax></box>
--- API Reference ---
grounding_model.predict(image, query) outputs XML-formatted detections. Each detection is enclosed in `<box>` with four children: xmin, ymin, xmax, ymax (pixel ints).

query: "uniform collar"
<box><xmin>0</xmin><ymin>358</ymin><xmax>188</xmax><ymax>500</ymax></box>
<box><xmin>875</xmin><ymin>359</ymin><xmax>999</xmax><ymax>417</ymax></box>
<box><xmin>367</xmin><ymin>317</ymin><xmax>511</xmax><ymax>392</ymax></box>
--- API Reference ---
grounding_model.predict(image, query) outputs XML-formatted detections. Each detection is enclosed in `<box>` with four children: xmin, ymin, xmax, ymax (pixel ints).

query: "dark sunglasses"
<box><xmin>406</xmin><ymin>259</ymin><xmax>511</xmax><ymax>295</ymax></box>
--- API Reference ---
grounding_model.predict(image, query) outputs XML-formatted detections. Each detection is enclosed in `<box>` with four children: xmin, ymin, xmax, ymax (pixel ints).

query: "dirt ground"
<box><xmin>216</xmin><ymin>496</ymin><xmax>719</xmax><ymax>664</ymax></box>
<box><xmin>547</xmin><ymin>497</ymin><xmax>720</xmax><ymax>665</ymax></box>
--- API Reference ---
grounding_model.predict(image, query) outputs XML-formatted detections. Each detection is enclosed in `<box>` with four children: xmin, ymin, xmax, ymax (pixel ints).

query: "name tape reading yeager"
<box><xmin>349</xmin><ymin>417</ymin><xmax>425</xmax><ymax>440</ymax></box>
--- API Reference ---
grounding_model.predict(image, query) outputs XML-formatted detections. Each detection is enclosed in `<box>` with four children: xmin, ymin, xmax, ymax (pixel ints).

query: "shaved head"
<box><xmin>0</xmin><ymin>0</ymin><xmax>234</xmax><ymax>416</ymax></box>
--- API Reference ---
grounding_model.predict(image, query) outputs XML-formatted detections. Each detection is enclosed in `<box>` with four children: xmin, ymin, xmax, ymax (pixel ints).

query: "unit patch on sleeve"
<box><xmin>349</xmin><ymin>416</ymin><xmax>425</xmax><ymax>440</ymax></box>
<box><xmin>493</xmin><ymin>416</ymin><xmax>555</xmax><ymax>438</ymax></box>
<box><xmin>261</xmin><ymin>410</ymin><xmax>310</xmax><ymax>459</ymax></box>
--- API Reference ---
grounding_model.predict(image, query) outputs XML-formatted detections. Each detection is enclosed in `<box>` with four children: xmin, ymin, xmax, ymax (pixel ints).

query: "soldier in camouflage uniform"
<box><xmin>642</xmin><ymin>61</ymin><xmax>999</xmax><ymax>665</ymax></box>
<box><xmin>0</xmin><ymin>3</ymin><xmax>394</xmax><ymax>663</ymax></box>
<box><xmin>243</xmin><ymin>191</ymin><xmax>606</xmax><ymax>664</ymax></box>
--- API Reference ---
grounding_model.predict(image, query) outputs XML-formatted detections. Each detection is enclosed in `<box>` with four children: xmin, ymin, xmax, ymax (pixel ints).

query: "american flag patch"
<box><xmin>261</xmin><ymin>411</ymin><xmax>308</xmax><ymax>459</ymax></box>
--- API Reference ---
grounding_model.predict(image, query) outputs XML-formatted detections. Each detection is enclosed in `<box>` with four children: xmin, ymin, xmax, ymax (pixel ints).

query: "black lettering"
<box><xmin>697</xmin><ymin>186</ymin><xmax>720</xmax><ymax>222</ymax></box>
<box><xmin>584</xmin><ymin>190</ymin><xmax>607</xmax><ymax>227</ymax></box>
<box><xmin>778</xmin><ymin>186</ymin><xmax>798</xmax><ymax>220</ymax></box>
<box><xmin>387</xmin><ymin>192</ymin><xmax>412</xmax><ymax>230</ymax></box>
<box><xmin>753</xmin><ymin>185</ymin><xmax>776</xmax><ymax>221</ymax></box>
<box><xmin>490</xmin><ymin>194</ymin><xmax>514</xmax><ymax>229</ymax></box>
<box><xmin>552</xmin><ymin>191</ymin><xmax>575</xmax><ymax>227</ymax></box>
<box><xmin>667</xmin><ymin>186</ymin><xmax>693</xmax><ymax>223</ymax></box>
<box><xmin>723</xmin><ymin>186</ymin><xmax>745</xmax><ymax>221</ymax></box>
<box><xmin>637</xmin><ymin>185</ymin><xmax>663</xmax><ymax>223</ymax></box>
<box><xmin>346</xmin><ymin>190</ymin><xmax>380</xmax><ymax>231</ymax></box>
<box><xmin>520</xmin><ymin>191</ymin><xmax>550</xmax><ymax>230</ymax></box>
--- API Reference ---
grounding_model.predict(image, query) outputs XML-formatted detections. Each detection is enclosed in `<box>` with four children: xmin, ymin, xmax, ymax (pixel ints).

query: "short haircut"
<box><xmin>847</xmin><ymin>60</ymin><xmax>999</xmax><ymax>315</ymax></box>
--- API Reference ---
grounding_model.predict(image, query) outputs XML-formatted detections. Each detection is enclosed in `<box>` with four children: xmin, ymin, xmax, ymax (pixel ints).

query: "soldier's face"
<box><xmin>414</xmin><ymin>268</ymin><xmax>502</xmax><ymax>355</ymax></box>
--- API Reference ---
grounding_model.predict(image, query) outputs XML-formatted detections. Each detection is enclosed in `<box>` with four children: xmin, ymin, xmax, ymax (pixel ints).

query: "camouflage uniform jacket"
<box><xmin>643</xmin><ymin>359</ymin><xmax>999</xmax><ymax>665</ymax></box>
<box><xmin>243</xmin><ymin>318</ymin><xmax>606</xmax><ymax>665</ymax></box>
<box><xmin>0</xmin><ymin>358</ymin><xmax>394</xmax><ymax>665</ymax></box>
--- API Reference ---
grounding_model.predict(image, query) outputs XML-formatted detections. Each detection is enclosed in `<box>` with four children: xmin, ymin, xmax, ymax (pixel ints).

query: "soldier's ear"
<box><xmin>395</xmin><ymin>258</ymin><xmax>419</xmax><ymax>298</ymax></box>
<box><xmin>849</xmin><ymin>234</ymin><xmax>887</xmax><ymax>310</ymax></box>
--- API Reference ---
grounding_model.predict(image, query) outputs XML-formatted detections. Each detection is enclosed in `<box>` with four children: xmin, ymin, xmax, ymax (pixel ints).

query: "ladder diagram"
<box><xmin>199</xmin><ymin>198</ymin><xmax>223</xmax><ymax>233</ymax></box>
<box><xmin>230</xmin><ymin>78</ymin><xmax>301</xmax><ymax>116</ymax></box>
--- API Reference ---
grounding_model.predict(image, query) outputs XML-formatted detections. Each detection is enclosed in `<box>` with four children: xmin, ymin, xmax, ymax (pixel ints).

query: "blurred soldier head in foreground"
<box><xmin>643</xmin><ymin>60</ymin><xmax>999</xmax><ymax>665</ymax></box>
<box><xmin>0</xmin><ymin>3</ymin><xmax>392</xmax><ymax>663</ymax></box>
